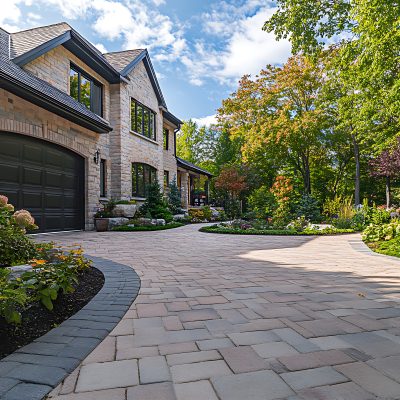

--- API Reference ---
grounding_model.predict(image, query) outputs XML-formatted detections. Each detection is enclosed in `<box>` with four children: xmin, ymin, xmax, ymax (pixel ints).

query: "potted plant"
<box><xmin>94</xmin><ymin>199</ymin><xmax>116</xmax><ymax>232</ymax></box>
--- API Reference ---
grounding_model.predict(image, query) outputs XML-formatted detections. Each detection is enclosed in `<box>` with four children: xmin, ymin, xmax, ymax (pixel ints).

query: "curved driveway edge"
<box><xmin>0</xmin><ymin>256</ymin><xmax>141</xmax><ymax>400</ymax></box>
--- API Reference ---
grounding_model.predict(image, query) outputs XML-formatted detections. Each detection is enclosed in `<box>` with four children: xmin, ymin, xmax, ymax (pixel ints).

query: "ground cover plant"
<box><xmin>0</xmin><ymin>195</ymin><xmax>103</xmax><ymax>357</ymax></box>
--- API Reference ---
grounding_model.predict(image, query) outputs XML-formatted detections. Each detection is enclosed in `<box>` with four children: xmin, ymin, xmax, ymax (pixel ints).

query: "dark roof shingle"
<box><xmin>10</xmin><ymin>22</ymin><xmax>71</xmax><ymax>59</ymax></box>
<box><xmin>0</xmin><ymin>27</ymin><xmax>111</xmax><ymax>133</ymax></box>
<box><xmin>103</xmin><ymin>49</ymin><xmax>145</xmax><ymax>73</ymax></box>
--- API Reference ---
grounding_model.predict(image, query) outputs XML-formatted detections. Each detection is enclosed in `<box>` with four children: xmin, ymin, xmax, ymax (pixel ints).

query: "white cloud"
<box><xmin>185</xmin><ymin>2</ymin><xmax>292</xmax><ymax>86</ymax></box>
<box><xmin>94</xmin><ymin>42</ymin><xmax>108</xmax><ymax>53</ymax></box>
<box><xmin>193</xmin><ymin>114</ymin><xmax>217</xmax><ymax>127</ymax></box>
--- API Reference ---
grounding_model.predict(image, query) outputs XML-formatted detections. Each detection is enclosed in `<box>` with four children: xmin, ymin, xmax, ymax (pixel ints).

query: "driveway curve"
<box><xmin>43</xmin><ymin>225</ymin><xmax>400</xmax><ymax>400</ymax></box>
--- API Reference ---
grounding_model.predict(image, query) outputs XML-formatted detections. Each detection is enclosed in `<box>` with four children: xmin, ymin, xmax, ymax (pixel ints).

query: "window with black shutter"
<box><xmin>69</xmin><ymin>64</ymin><xmax>103</xmax><ymax>116</ymax></box>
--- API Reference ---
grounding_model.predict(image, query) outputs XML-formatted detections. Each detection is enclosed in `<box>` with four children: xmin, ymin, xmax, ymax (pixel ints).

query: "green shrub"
<box><xmin>168</xmin><ymin>178</ymin><xmax>182</xmax><ymax>214</ymax></box>
<box><xmin>0</xmin><ymin>195</ymin><xmax>37</xmax><ymax>267</ymax></box>
<box><xmin>188</xmin><ymin>206</ymin><xmax>213</xmax><ymax>222</ymax></box>
<box><xmin>248</xmin><ymin>186</ymin><xmax>277</xmax><ymax>219</ymax></box>
<box><xmin>295</xmin><ymin>194</ymin><xmax>321</xmax><ymax>222</ymax></box>
<box><xmin>0</xmin><ymin>268</ymin><xmax>29</xmax><ymax>324</ymax></box>
<box><xmin>333</xmin><ymin>217</ymin><xmax>354</xmax><ymax>229</ymax></box>
<box><xmin>370</xmin><ymin>207</ymin><xmax>392</xmax><ymax>225</ymax></box>
<box><xmin>139</xmin><ymin>182</ymin><xmax>173</xmax><ymax>222</ymax></box>
<box><xmin>287</xmin><ymin>216</ymin><xmax>309</xmax><ymax>232</ymax></box>
<box><xmin>200</xmin><ymin>225</ymin><xmax>354</xmax><ymax>235</ymax></box>
<box><xmin>368</xmin><ymin>237</ymin><xmax>400</xmax><ymax>257</ymax></box>
<box><xmin>362</xmin><ymin>221</ymin><xmax>400</xmax><ymax>242</ymax></box>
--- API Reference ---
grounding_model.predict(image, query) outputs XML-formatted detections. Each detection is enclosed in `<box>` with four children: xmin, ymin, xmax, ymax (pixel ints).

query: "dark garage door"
<box><xmin>0</xmin><ymin>132</ymin><xmax>85</xmax><ymax>232</ymax></box>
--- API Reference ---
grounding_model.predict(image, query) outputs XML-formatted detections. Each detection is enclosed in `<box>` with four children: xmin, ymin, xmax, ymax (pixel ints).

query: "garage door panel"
<box><xmin>0</xmin><ymin>132</ymin><xmax>84</xmax><ymax>232</ymax></box>
<box><xmin>46</xmin><ymin>149</ymin><xmax>65</xmax><ymax>167</ymax></box>
<box><xmin>0</xmin><ymin>163</ymin><xmax>19</xmax><ymax>182</ymax></box>
<box><xmin>44</xmin><ymin>193</ymin><xmax>64</xmax><ymax>209</ymax></box>
<box><xmin>23</xmin><ymin>168</ymin><xmax>42</xmax><ymax>185</ymax></box>
<box><xmin>45</xmin><ymin>171</ymin><xmax>65</xmax><ymax>187</ymax></box>
<box><xmin>23</xmin><ymin>144</ymin><xmax>43</xmax><ymax>164</ymax></box>
<box><xmin>0</xmin><ymin>141</ymin><xmax>19</xmax><ymax>158</ymax></box>
<box><xmin>21</xmin><ymin>192</ymin><xmax>42</xmax><ymax>208</ymax></box>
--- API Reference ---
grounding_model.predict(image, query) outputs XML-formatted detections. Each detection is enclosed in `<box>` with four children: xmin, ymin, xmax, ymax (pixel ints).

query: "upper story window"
<box><xmin>163</xmin><ymin>128</ymin><xmax>169</xmax><ymax>150</ymax></box>
<box><xmin>69</xmin><ymin>65</ymin><xmax>103</xmax><ymax>116</ymax></box>
<box><xmin>131</xmin><ymin>98</ymin><xmax>156</xmax><ymax>141</ymax></box>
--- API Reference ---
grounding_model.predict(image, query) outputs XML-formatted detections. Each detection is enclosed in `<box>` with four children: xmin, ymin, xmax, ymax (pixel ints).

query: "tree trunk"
<box><xmin>352</xmin><ymin>134</ymin><xmax>360</xmax><ymax>206</ymax></box>
<box><xmin>301</xmin><ymin>154</ymin><xmax>311</xmax><ymax>194</ymax></box>
<box><xmin>386</xmin><ymin>175</ymin><xmax>391</xmax><ymax>209</ymax></box>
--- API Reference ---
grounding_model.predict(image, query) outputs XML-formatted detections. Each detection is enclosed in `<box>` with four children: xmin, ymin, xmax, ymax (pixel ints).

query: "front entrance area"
<box><xmin>0</xmin><ymin>132</ymin><xmax>85</xmax><ymax>232</ymax></box>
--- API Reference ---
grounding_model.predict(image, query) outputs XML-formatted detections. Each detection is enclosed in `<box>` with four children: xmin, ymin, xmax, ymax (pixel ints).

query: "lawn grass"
<box><xmin>199</xmin><ymin>225</ymin><xmax>355</xmax><ymax>236</ymax></box>
<box><xmin>112</xmin><ymin>222</ymin><xmax>184</xmax><ymax>231</ymax></box>
<box><xmin>366</xmin><ymin>237</ymin><xmax>400</xmax><ymax>258</ymax></box>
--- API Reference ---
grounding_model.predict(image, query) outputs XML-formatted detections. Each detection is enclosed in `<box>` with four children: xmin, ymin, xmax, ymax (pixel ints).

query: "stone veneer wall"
<box><xmin>24</xmin><ymin>46</ymin><xmax>111</xmax><ymax>121</ymax></box>
<box><xmin>0</xmin><ymin>89</ymin><xmax>109</xmax><ymax>230</ymax></box>
<box><xmin>163</xmin><ymin>119</ymin><xmax>178</xmax><ymax>187</ymax></box>
<box><xmin>112</xmin><ymin>61</ymin><xmax>164</xmax><ymax>200</ymax></box>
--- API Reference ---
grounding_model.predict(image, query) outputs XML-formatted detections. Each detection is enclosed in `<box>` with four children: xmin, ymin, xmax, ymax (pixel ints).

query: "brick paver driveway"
<box><xmin>45</xmin><ymin>225</ymin><xmax>400</xmax><ymax>400</ymax></box>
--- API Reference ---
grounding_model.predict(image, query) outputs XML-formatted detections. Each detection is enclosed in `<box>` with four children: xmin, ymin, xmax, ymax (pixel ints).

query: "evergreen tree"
<box><xmin>168</xmin><ymin>178</ymin><xmax>182</xmax><ymax>214</ymax></box>
<box><xmin>140</xmin><ymin>181</ymin><xmax>173</xmax><ymax>222</ymax></box>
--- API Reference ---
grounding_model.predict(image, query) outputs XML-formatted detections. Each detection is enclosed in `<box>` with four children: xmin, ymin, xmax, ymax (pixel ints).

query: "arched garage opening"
<box><xmin>0</xmin><ymin>132</ymin><xmax>85</xmax><ymax>232</ymax></box>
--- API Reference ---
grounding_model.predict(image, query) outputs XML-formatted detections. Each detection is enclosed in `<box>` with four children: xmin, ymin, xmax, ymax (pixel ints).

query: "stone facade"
<box><xmin>0</xmin><ymin>39</ymin><xmax>179</xmax><ymax>229</ymax></box>
<box><xmin>0</xmin><ymin>89</ymin><xmax>109</xmax><ymax>230</ymax></box>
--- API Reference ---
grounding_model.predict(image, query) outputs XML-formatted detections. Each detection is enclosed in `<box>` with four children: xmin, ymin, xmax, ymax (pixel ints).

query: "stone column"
<box><xmin>180</xmin><ymin>171</ymin><xmax>189</xmax><ymax>210</ymax></box>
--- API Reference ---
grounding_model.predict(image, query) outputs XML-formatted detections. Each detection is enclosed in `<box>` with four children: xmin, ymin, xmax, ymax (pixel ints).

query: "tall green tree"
<box><xmin>218</xmin><ymin>55</ymin><xmax>327</xmax><ymax>194</ymax></box>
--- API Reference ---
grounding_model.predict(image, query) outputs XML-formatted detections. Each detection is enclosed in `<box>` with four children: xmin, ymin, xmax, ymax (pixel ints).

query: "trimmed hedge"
<box><xmin>112</xmin><ymin>222</ymin><xmax>184</xmax><ymax>231</ymax></box>
<box><xmin>199</xmin><ymin>226</ymin><xmax>355</xmax><ymax>236</ymax></box>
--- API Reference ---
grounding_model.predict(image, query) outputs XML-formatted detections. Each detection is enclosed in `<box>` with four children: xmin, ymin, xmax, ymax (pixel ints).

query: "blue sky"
<box><xmin>2</xmin><ymin>0</ymin><xmax>292</xmax><ymax>125</ymax></box>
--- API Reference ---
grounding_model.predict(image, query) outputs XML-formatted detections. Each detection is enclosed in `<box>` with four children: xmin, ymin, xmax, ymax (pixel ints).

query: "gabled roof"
<box><xmin>10</xmin><ymin>22</ymin><xmax>71</xmax><ymax>60</ymax></box>
<box><xmin>0</xmin><ymin>27</ymin><xmax>112</xmax><ymax>133</ymax></box>
<box><xmin>104</xmin><ymin>49</ymin><xmax>167</xmax><ymax>109</ymax></box>
<box><xmin>176</xmin><ymin>157</ymin><xmax>213</xmax><ymax>178</ymax></box>
<box><xmin>9</xmin><ymin>23</ymin><xmax>121</xmax><ymax>83</ymax></box>
<box><xmin>103</xmin><ymin>49</ymin><xmax>145</xmax><ymax>74</ymax></box>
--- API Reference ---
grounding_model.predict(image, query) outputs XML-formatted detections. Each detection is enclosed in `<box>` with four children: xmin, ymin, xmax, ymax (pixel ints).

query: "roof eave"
<box><xmin>176</xmin><ymin>157</ymin><xmax>213</xmax><ymax>178</ymax></box>
<box><xmin>0</xmin><ymin>73</ymin><xmax>112</xmax><ymax>133</ymax></box>
<box><xmin>121</xmin><ymin>50</ymin><xmax>167</xmax><ymax>109</ymax></box>
<box><xmin>13</xmin><ymin>29</ymin><xmax>122</xmax><ymax>84</ymax></box>
<box><xmin>163</xmin><ymin>110</ymin><xmax>182</xmax><ymax>128</ymax></box>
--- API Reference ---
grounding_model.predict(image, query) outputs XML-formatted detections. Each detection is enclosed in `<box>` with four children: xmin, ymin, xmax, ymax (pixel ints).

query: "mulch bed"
<box><xmin>0</xmin><ymin>267</ymin><xmax>104</xmax><ymax>360</ymax></box>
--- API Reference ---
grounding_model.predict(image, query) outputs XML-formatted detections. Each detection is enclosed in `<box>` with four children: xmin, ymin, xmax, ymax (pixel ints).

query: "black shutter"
<box><xmin>91</xmin><ymin>82</ymin><xmax>102</xmax><ymax>116</ymax></box>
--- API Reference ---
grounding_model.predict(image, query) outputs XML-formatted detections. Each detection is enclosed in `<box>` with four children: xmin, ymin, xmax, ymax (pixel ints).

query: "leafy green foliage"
<box><xmin>139</xmin><ymin>182</ymin><xmax>173</xmax><ymax>222</ymax></box>
<box><xmin>0</xmin><ymin>197</ymin><xmax>37</xmax><ymax>267</ymax></box>
<box><xmin>200</xmin><ymin>225</ymin><xmax>354</xmax><ymax>236</ymax></box>
<box><xmin>0</xmin><ymin>268</ymin><xmax>28</xmax><ymax>324</ymax></box>
<box><xmin>248</xmin><ymin>186</ymin><xmax>277</xmax><ymax>220</ymax></box>
<box><xmin>167</xmin><ymin>178</ymin><xmax>182</xmax><ymax>214</ymax></box>
<box><xmin>295</xmin><ymin>194</ymin><xmax>321</xmax><ymax>222</ymax></box>
<box><xmin>362</xmin><ymin>221</ymin><xmax>400</xmax><ymax>242</ymax></box>
<box><xmin>368</xmin><ymin>237</ymin><xmax>400</xmax><ymax>258</ymax></box>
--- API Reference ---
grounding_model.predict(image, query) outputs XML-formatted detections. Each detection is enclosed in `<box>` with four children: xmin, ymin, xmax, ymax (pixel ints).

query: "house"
<box><xmin>0</xmin><ymin>22</ymin><xmax>211</xmax><ymax>232</ymax></box>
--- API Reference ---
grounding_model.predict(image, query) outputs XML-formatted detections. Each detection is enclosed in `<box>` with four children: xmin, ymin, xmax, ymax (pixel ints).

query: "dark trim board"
<box><xmin>0</xmin><ymin>256</ymin><xmax>141</xmax><ymax>400</ymax></box>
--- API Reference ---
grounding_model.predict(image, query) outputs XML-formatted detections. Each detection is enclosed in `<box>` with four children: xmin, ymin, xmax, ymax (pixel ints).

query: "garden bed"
<box><xmin>0</xmin><ymin>266</ymin><xmax>104</xmax><ymax>360</ymax></box>
<box><xmin>200</xmin><ymin>225</ymin><xmax>355</xmax><ymax>235</ymax></box>
<box><xmin>365</xmin><ymin>237</ymin><xmax>400</xmax><ymax>258</ymax></box>
<box><xmin>112</xmin><ymin>222</ymin><xmax>184</xmax><ymax>231</ymax></box>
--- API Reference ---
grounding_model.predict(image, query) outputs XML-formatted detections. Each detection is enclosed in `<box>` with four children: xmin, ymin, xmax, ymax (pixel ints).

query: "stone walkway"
<box><xmin>42</xmin><ymin>225</ymin><xmax>400</xmax><ymax>400</ymax></box>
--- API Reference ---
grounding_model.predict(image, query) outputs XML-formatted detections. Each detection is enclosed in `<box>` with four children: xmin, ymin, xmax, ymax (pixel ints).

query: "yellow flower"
<box><xmin>30</xmin><ymin>259</ymin><xmax>47</xmax><ymax>266</ymax></box>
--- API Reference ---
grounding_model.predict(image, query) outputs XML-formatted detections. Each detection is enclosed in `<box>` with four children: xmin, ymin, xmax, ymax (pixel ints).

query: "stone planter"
<box><xmin>112</xmin><ymin>204</ymin><xmax>137</xmax><ymax>218</ymax></box>
<box><xmin>108</xmin><ymin>217</ymin><xmax>129</xmax><ymax>230</ymax></box>
<box><xmin>94</xmin><ymin>218</ymin><xmax>109</xmax><ymax>232</ymax></box>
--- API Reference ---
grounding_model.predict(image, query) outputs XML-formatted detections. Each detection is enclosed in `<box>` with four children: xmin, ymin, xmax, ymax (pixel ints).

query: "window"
<box><xmin>163</xmin><ymin>128</ymin><xmax>169</xmax><ymax>150</ymax></box>
<box><xmin>100</xmin><ymin>159</ymin><xmax>107</xmax><ymax>197</ymax></box>
<box><xmin>164</xmin><ymin>170</ymin><xmax>169</xmax><ymax>191</ymax></box>
<box><xmin>131</xmin><ymin>99</ymin><xmax>156</xmax><ymax>140</ymax></box>
<box><xmin>132</xmin><ymin>163</ymin><xmax>157</xmax><ymax>197</ymax></box>
<box><xmin>69</xmin><ymin>65</ymin><xmax>102</xmax><ymax>116</ymax></box>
